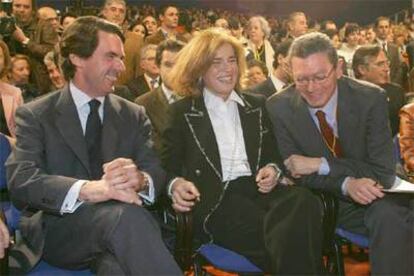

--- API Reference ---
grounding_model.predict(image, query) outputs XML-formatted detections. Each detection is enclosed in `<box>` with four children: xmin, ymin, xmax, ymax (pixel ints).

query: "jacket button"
<box><xmin>195</xmin><ymin>169</ymin><xmax>201</xmax><ymax>176</ymax></box>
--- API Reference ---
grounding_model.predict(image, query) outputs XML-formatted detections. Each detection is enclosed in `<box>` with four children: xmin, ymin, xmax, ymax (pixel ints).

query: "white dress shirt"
<box><xmin>203</xmin><ymin>88</ymin><xmax>251</xmax><ymax>181</ymax></box>
<box><xmin>270</xmin><ymin>73</ymin><xmax>286</xmax><ymax>93</ymax></box>
<box><xmin>61</xmin><ymin>82</ymin><xmax>154</xmax><ymax>214</ymax></box>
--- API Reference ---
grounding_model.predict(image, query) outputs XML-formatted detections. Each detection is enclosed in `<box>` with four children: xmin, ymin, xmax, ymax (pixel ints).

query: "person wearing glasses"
<box><xmin>352</xmin><ymin>45</ymin><xmax>406</xmax><ymax>137</ymax></box>
<box><xmin>266</xmin><ymin>32</ymin><xmax>413</xmax><ymax>275</ymax></box>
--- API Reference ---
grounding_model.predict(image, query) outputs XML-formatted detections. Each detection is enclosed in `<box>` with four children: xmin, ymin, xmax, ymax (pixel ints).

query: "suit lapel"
<box><xmin>55</xmin><ymin>87</ymin><xmax>90</xmax><ymax>173</ymax></box>
<box><xmin>101</xmin><ymin>94</ymin><xmax>121</xmax><ymax>162</ymax></box>
<box><xmin>184</xmin><ymin>95</ymin><xmax>222</xmax><ymax>180</ymax></box>
<box><xmin>336</xmin><ymin>79</ymin><xmax>358</xmax><ymax>157</ymax></box>
<box><xmin>238</xmin><ymin>94</ymin><xmax>262</xmax><ymax>172</ymax></box>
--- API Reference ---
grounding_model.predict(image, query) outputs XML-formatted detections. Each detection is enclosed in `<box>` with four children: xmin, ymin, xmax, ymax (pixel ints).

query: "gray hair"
<box><xmin>247</xmin><ymin>16</ymin><xmax>271</xmax><ymax>39</ymax></box>
<box><xmin>288</xmin><ymin>31</ymin><xmax>338</xmax><ymax>67</ymax></box>
<box><xmin>140</xmin><ymin>44</ymin><xmax>158</xmax><ymax>60</ymax></box>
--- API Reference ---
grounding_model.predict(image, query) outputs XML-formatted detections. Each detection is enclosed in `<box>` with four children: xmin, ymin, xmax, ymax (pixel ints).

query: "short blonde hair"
<box><xmin>168</xmin><ymin>28</ymin><xmax>246</xmax><ymax>97</ymax></box>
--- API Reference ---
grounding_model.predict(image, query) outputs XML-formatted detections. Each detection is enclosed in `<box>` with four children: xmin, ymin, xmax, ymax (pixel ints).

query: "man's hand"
<box><xmin>0</xmin><ymin>218</ymin><xmax>10</xmax><ymax>259</ymax></box>
<box><xmin>346</xmin><ymin>178</ymin><xmax>384</xmax><ymax>205</ymax></box>
<box><xmin>103</xmin><ymin>158</ymin><xmax>146</xmax><ymax>192</ymax></box>
<box><xmin>12</xmin><ymin>26</ymin><xmax>28</xmax><ymax>43</ymax></box>
<box><xmin>284</xmin><ymin>154</ymin><xmax>322</xmax><ymax>178</ymax></box>
<box><xmin>78</xmin><ymin>179</ymin><xmax>142</xmax><ymax>205</ymax></box>
<box><xmin>256</xmin><ymin>166</ymin><xmax>279</xmax><ymax>193</ymax></box>
<box><xmin>171</xmin><ymin>178</ymin><xmax>200</xmax><ymax>212</ymax></box>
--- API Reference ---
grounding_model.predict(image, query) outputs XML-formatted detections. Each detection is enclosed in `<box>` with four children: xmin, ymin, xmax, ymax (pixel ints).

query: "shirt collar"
<box><xmin>161</xmin><ymin>83</ymin><xmax>175</xmax><ymax>101</ymax></box>
<box><xmin>270</xmin><ymin>74</ymin><xmax>286</xmax><ymax>91</ymax></box>
<box><xmin>308</xmin><ymin>87</ymin><xmax>338</xmax><ymax>118</ymax></box>
<box><xmin>203</xmin><ymin>87</ymin><xmax>245</xmax><ymax>109</ymax></box>
<box><xmin>70</xmin><ymin>81</ymin><xmax>105</xmax><ymax>109</ymax></box>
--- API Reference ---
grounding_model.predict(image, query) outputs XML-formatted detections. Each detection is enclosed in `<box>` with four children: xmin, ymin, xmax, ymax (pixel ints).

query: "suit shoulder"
<box><xmin>343</xmin><ymin>77</ymin><xmax>386</xmax><ymax>98</ymax></box>
<box><xmin>20</xmin><ymin>89</ymin><xmax>61</xmax><ymax>115</ymax></box>
<box><xmin>240</xmin><ymin>92</ymin><xmax>266</xmax><ymax>107</ymax></box>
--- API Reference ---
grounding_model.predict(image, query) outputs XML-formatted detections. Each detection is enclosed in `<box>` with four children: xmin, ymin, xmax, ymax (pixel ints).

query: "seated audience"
<box><xmin>43</xmin><ymin>50</ymin><xmax>66</xmax><ymax>91</ymax></box>
<box><xmin>0</xmin><ymin>41</ymin><xmax>23</xmax><ymax>138</ymax></box>
<box><xmin>162</xmin><ymin>29</ymin><xmax>323</xmax><ymax>274</ymax></box>
<box><xmin>286</xmin><ymin>11</ymin><xmax>308</xmax><ymax>39</ymax></box>
<box><xmin>247</xmin><ymin>39</ymin><xmax>292</xmax><ymax>97</ymax></box>
<box><xmin>337</xmin><ymin>23</ymin><xmax>360</xmax><ymax>77</ymax></box>
<box><xmin>245</xmin><ymin>59</ymin><xmax>268</xmax><ymax>88</ymax></box>
<box><xmin>353</xmin><ymin>45</ymin><xmax>406</xmax><ymax>136</ymax></box>
<box><xmin>127</xmin><ymin>44</ymin><xmax>160</xmax><ymax>97</ymax></box>
<box><xmin>399</xmin><ymin>103</ymin><xmax>414</xmax><ymax>175</ymax></box>
<box><xmin>8</xmin><ymin>54</ymin><xmax>38</xmax><ymax>102</ymax></box>
<box><xmin>245</xmin><ymin>16</ymin><xmax>275</xmax><ymax>74</ymax></box>
<box><xmin>136</xmin><ymin>39</ymin><xmax>184</xmax><ymax>153</ymax></box>
<box><xmin>142</xmin><ymin>15</ymin><xmax>158</xmax><ymax>36</ymax></box>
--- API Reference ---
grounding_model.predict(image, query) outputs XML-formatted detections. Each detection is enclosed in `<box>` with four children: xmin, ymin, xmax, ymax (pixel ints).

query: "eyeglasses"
<box><xmin>294</xmin><ymin>66</ymin><xmax>335</xmax><ymax>86</ymax></box>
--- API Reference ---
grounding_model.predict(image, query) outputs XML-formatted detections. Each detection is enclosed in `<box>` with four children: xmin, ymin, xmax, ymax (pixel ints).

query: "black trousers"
<box><xmin>206</xmin><ymin>176</ymin><xmax>323</xmax><ymax>274</ymax></box>
<box><xmin>338</xmin><ymin>193</ymin><xmax>414</xmax><ymax>275</ymax></box>
<box><xmin>42</xmin><ymin>201</ymin><xmax>181</xmax><ymax>275</ymax></box>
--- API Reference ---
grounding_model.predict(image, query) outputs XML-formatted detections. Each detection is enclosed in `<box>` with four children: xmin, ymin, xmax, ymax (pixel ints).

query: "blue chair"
<box><xmin>0</xmin><ymin>133</ymin><xmax>93</xmax><ymax>276</ymax></box>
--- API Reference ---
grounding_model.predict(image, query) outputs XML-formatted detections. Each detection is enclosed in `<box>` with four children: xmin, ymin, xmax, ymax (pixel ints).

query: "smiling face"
<box><xmin>247</xmin><ymin>65</ymin><xmax>267</xmax><ymax>85</ymax></box>
<box><xmin>72</xmin><ymin>31</ymin><xmax>125</xmax><ymax>97</ymax></box>
<box><xmin>291</xmin><ymin>52</ymin><xmax>341</xmax><ymax>108</ymax></box>
<box><xmin>202</xmin><ymin>43</ymin><xmax>238</xmax><ymax>100</ymax></box>
<box><xmin>359</xmin><ymin>50</ymin><xmax>390</xmax><ymax>85</ymax></box>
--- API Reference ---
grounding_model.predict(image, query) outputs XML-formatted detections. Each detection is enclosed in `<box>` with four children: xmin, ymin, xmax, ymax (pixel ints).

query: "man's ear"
<box><xmin>356</xmin><ymin>64</ymin><xmax>368</xmax><ymax>78</ymax></box>
<box><xmin>69</xmin><ymin>54</ymin><xmax>83</xmax><ymax>68</ymax></box>
<box><xmin>335</xmin><ymin>58</ymin><xmax>344</xmax><ymax>79</ymax></box>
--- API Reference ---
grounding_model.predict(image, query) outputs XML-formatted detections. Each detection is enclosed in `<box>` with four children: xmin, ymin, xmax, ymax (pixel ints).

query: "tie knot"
<box><xmin>89</xmin><ymin>99</ymin><xmax>101</xmax><ymax>113</ymax></box>
<box><xmin>315</xmin><ymin>110</ymin><xmax>326</xmax><ymax>120</ymax></box>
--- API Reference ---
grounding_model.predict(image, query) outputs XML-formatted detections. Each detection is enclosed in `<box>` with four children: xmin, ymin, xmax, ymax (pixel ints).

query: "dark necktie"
<box><xmin>85</xmin><ymin>99</ymin><xmax>103</xmax><ymax>179</ymax></box>
<box><xmin>382</xmin><ymin>42</ymin><xmax>388</xmax><ymax>55</ymax></box>
<box><xmin>150</xmin><ymin>78</ymin><xmax>158</xmax><ymax>89</ymax></box>
<box><xmin>315</xmin><ymin>110</ymin><xmax>342</xmax><ymax>158</ymax></box>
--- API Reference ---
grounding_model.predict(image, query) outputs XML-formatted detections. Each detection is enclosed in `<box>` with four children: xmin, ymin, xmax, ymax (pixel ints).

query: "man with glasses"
<box><xmin>266</xmin><ymin>32</ymin><xmax>413</xmax><ymax>275</ymax></box>
<box><xmin>353</xmin><ymin>45</ymin><xmax>406</xmax><ymax>136</ymax></box>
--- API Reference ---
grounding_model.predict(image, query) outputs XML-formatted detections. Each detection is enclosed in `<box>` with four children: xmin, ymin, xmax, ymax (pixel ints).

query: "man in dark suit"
<box><xmin>145</xmin><ymin>5</ymin><xmax>188</xmax><ymax>45</ymax></box>
<box><xmin>352</xmin><ymin>45</ymin><xmax>406</xmax><ymax>136</ymax></box>
<box><xmin>266</xmin><ymin>32</ymin><xmax>414</xmax><ymax>275</ymax></box>
<box><xmin>375</xmin><ymin>16</ymin><xmax>405</xmax><ymax>86</ymax></box>
<box><xmin>247</xmin><ymin>39</ymin><xmax>292</xmax><ymax>98</ymax></box>
<box><xmin>6</xmin><ymin>16</ymin><xmax>180</xmax><ymax>274</ymax></box>
<box><xmin>136</xmin><ymin>40</ymin><xmax>184</xmax><ymax>153</ymax></box>
<box><xmin>127</xmin><ymin>44</ymin><xmax>160</xmax><ymax>98</ymax></box>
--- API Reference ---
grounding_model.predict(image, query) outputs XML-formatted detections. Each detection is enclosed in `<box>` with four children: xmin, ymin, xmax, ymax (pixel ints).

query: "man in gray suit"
<box><xmin>6</xmin><ymin>16</ymin><xmax>181</xmax><ymax>275</ymax></box>
<box><xmin>266</xmin><ymin>32</ymin><xmax>413</xmax><ymax>275</ymax></box>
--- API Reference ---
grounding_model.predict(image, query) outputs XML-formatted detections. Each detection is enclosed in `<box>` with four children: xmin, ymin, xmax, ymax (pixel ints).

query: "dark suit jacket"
<box><xmin>161</xmin><ymin>92</ymin><xmax>282</xmax><ymax>242</ymax></box>
<box><xmin>126</xmin><ymin>75</ymin><xmax>153</xmax><ymax>98</ymax></box>
<box><xmin>266</xmin><ymin>77</ymin><xmax>396</xmax><ymax>196</ymax></box>
<box><xmin>378</xmin><ymin>41</ymin><xmax>405</xmax><ymax>86</ymax></box>
<box><xmin>6</xmin><ymin>85</ymin><xmax>165</xmax><ymax>269</ymax></box>
<box><xmin>380</xmin><ymin>82</ymin><xmax>406</xmax><ymax>137</ymax></box>
<box><xmin>145</xmin><ymin>29</ymin><xmax>189</xmax><ymax>45</ymax></box>
<box><xmin>136</xmin><ymin>86</ymin><xmax>170</xmax><ymax>154</ymax></box>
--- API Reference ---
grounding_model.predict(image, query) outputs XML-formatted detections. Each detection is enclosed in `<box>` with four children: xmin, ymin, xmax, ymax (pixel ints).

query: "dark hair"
<box><xmin>129</xmin><ymin>21</ymin><xmax>148</xmax><ymax>36</ymax></box>
<box><xmin>344</xmin><ymin>23</ymin><xmax>360</xmax><ymax>38</ymax></box>
<box><xmin>273</xmin><ymin>39</ymin><xmax>292</xmax><ymax>69</ymax></box>
<box><xmin>247</xmin><ymin>59</ymin><xmax>268</xmax><ymax>76</ymax></box>
<box><xmin>228</xmin><ymin>16</ymin><xmax>241</xmax><ymax>30</ymax></box>
<box><xmin>352</xmin><ymin>45</ymin><xmax>382</xmax><ymax>78</ymax></box>
<box><xmin>288</xmin><ymin>32</ymin><xmax>338</xmax><ymax>67</ymax></box>
<box><xmin>322</xmin><ymin>29</ymin><xmax>339</xmax><ymax>40</ymax></box>
<box><xmin>155</xmin><ymin>39</ymin><xmax>184</xmax><ymax>67</ymax></box>
<box><xmin>0</xmin><ymin>40</ymin><xmax>11</xmax><ymax>78</ymax></box>
<box><xmin>321</xmin><ymin>20</ymin><xmax>336</xmax><ymax>31</ymax></box>
<box><xmin>60</xmin><ymin>12</ymin><xmax>77</xmax><ymax>25</ymax></box>
<box><xmin>60</xmin><ymin>16</ymin><xmax>124</xmax><ymax>80</ymax></box>
<box><xmin>158</xmin><ymin>5</ymin><xmax>178</xmax><ymax>18</ymax></box>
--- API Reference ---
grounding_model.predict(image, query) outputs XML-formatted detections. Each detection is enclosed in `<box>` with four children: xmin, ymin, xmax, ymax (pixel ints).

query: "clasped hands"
<box><xmin>79</xmin><ymin>158</ymin><xmax>146</xmax><ymax>205</ymax></box>
<box><xmin>284</xmin><ymin>154</ymin><xmax>384</xmax><ymax>205</ymax></box>
<box><xmin>171</xmin><ymin>165</ymin><xmax>280</xmax><ymax>213</ymax></box>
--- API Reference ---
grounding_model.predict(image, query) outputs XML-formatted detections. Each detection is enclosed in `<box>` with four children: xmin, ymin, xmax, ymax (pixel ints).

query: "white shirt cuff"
<box><xmin>167</xmin><ymin>177</ymin><xmax>181</xmax><ymax>197</ymax></box>
<box><xmin>138</xmin><ymin>172</ymin><xmax>155</xmax><ymax>204</ymax></box>
<box><xmin>60</xmin><ymin>180</ymin><xmax>86</xmax><ymax>214</ymax></box>
<box><xmin>341</xmin><ymin>177</ymin><xmax>352</xmax><ymax>196</ymax></box>
<box><xmin>318</xmin><ymin>157</ymin><xmax>330</xmax><ymax>175</ymax></box>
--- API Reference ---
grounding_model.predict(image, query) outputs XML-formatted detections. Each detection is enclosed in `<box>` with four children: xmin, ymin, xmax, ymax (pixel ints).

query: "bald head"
<box><xmin>37</xmin><ymin>6</ymin><xmax>59</xmax><ymax>32</ymax></box>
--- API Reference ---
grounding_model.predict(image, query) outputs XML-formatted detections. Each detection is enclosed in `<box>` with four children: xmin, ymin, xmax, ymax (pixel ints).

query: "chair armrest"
<box><xmin>174</xmin><ymin>210</ymin><xmax>193</xmax><ymax>270</ymax></box>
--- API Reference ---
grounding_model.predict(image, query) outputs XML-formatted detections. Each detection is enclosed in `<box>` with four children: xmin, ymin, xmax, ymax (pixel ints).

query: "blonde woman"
<box><xmin>162</xmin><ymin>28</ymin><xmax>322</xmax><ymax>274</ymax></box>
